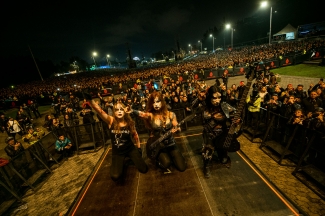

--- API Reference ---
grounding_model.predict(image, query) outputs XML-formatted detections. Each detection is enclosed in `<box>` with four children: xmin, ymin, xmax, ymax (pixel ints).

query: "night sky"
<box><xmin>1</xmin><ymin>0</ymin><xmax>323</xmax><ymax>85</ymax></box>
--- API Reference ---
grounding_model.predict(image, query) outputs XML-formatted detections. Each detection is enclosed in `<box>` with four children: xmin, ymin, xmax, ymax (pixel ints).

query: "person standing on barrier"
<box><xmin>130</xmin><ymin>91</ymin><xmax>186</xmax><ymax>174</ymax></box>
<box><xmin>200</xmin><ymin>86</ymin><xmax>237</xmax><ymax>178</ymax></box>
<box><xmin>84</xmin><ymin>93</ymin><xmax>148</xmax><ymax>182</ymax></box>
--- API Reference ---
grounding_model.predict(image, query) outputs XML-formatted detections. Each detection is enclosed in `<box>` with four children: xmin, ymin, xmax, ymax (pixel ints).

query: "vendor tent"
<box><xmin>273</xmin><ymin>24</ymin><xmax>297</xmax><ymax>40</ymax></box>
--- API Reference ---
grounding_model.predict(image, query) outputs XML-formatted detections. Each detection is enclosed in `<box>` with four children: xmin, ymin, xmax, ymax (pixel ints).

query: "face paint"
<box><xmin>211</xmin><ymin>92</ymin><xmax>221</xmax><ymax>106</ymax></box>
<box><xmin>153</xmin><ymin>97</ymin><xmax>162</xmax><ymax>110</ymax></box>
<box><xmin>114</xmin><ymin>104</ymin><xmax>125</xmax><ymax>119</ymax></box>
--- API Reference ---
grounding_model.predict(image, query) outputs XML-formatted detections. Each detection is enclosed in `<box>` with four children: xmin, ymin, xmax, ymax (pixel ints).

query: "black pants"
<box><xmin>157</xmin><ymin>145</ymin><xmax>186</xmax><ymax>172</ymax></box>
<box><xmin>110</xmin><ymin>147</ymin><xmax>148</xmax><ymax>181</ymax></box>
<box><xmin>202</xmin><ymin>130</ymin><xmax>228</xmax><ymax>161</ymax></box>
<box><xmin>56</xmin><ymin>147</ymin><xmax>73</xmax><ymax>158</ymax></box>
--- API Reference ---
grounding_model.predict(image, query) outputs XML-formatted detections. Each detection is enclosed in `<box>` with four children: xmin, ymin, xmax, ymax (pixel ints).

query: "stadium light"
<box><xmin>261</xmin><ymin>1</ymin><xmax>272</xmax><ymax>45</ymax></box>
<box><xmin>188</xmin><ymin>44</ymin><xmax>192</xmax><ymax>52</ymax></box>
<box><xmin>106</xmin><ymin>54</ymin><xmax>111</xmax><ymax>66</ymax></box>
<box><xmin>209</xmin><ymin>34</ymin><xmax>215</xmax><ymax>52</ymax></box>
<box><xmin>92</xmin><ymin>52</ymin><xmax>97</xmax><ymax>67</ymax></box>
<box><xmin>198</xmin><ymin>40</ymin><xmax>202</xmax><ymax>52</ymax></box>
<box><xmin>226</xmin><ymin>24</ymin><xmax>234</xmax><ymax>49</ymax></box>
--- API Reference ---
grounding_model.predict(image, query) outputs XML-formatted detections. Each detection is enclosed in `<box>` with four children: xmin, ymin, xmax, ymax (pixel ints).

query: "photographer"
<box><xmin>266</xmin><ymin>93</ymin><xmax>282</xmax><ymax>113</ymax></box>
<box><xmin>5</xmin><ymin>137</ymin><xmax>25</xmax><ymax>158</ymax></box>
<box><xmin>281</xmin><ymin>95</ymin><xmax>301</xmax><ymax>118</ymax></box>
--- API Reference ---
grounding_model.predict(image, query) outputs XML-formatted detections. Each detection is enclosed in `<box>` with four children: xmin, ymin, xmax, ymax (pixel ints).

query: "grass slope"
<box><xmin>271</xmin><ymin>64</ymin><xmax>325</xmax><ymax>78</ymax></box>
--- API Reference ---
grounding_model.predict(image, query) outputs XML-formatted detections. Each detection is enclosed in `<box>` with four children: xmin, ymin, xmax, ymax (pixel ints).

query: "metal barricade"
<box><xmin>242</xmin><ymin>105</ymin><xmax>264</xmax><ymax>143</ymax></box>
<box><xmin>292</xmin><ymin>130</ymin><xmax>325</xmax><ymax>199</ymax></box>
<box><xmin>6</xmin><ymin>148</ymin><xmax>52</xmax><ymax>194</ymax></box>
<box><xmin>38</xmin><ymin>132</ymin><xmax>64</xmax><ymax>165</ymax></box>
<box><xmin>0</xmin><ymin>164</ymin><xmax>24</xmax><ymax>214</ymax></box>
<box><xmin>259</xmin><ymin>110</ymin><xmax>306</xmax><ymax>166</ymax></box>
<box><xmin>70</xmin><ymin>122</ymin><xmax>104</xmax><ymax>154</ymax></box>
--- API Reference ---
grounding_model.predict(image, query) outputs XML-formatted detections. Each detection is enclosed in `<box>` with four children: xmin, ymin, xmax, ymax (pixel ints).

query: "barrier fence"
<box><xmin>242</xmin><ymin>107</ymin><xmax>325</xmax><ymax>199</ymax></box>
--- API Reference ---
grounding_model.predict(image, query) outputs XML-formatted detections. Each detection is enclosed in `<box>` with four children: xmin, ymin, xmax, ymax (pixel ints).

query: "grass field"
<box><xmin>271</xmin><ymin>64</ymin><xmax>325</xmax><ymax>78</ymax></box>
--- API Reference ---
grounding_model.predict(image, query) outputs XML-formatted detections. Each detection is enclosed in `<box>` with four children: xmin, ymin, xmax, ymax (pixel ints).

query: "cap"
<box><xmin>5</xmin><ymin>137</ymin><xmax>14</xmax><ymax>143</ymax></box>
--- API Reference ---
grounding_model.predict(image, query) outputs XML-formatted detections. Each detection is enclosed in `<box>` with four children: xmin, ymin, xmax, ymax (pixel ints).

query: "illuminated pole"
<box><xmin>106</xmin><ymin>54</ymin><xmax>110</xmax><ymax>66</ymax></box>
<box><xmin>226</xmin><ymin>24</ymin><xmax>234</xmax><ymax>49</ymax></box>
<box><xmin>198</xmin><ymin>40</ymin><xmax>202</xmax><ymax>52</ymax></box>
<box><xmin>261</xmin><ymin>1</ymin><xmax>272</xmax><ymax>45</ymax></box>
<box><xmin>269</xmin><ymin>6</ymin><xmax>272</xmax><ymax>45</ymax></box>
<box><xmin>92</xmin><ymin>52</ymin><xmax>97</xmax><ymax>67</ymax></box>
<box><xmin>210</xmin><ymin>34</ymin><xmax>214</xmax><ymax>51</ymax></box>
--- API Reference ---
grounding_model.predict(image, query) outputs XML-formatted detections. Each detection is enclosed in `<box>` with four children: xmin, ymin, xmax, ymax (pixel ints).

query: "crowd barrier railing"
<box><xmin>292</xmin><ymin>129</ymin><xmax>325</xmax><ymax>200</ymax></box>
<box><xmin>249</xmin><ymin>107</ymin><xmax>325</xmax><ymax>199</ymax></box>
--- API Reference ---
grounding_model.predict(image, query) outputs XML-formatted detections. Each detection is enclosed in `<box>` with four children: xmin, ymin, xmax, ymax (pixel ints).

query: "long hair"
<box><xmin>146</xmin><ymin>91</ymin><xmax>168</xmax><ymax>115</ymax></box>
<box><xmin>144</xmin><ymin>91</ymin><xmax>168</xmax><ymax>130</ymax></box>
<box><xmin>205</xmin><ymin>86</ymin><xmax>221</xmax><ymax>111</ymax></box>
<box><xmin>112</xmin><ymin>102</ymin><xmax>136</xmax><ymax>133</ymax></box>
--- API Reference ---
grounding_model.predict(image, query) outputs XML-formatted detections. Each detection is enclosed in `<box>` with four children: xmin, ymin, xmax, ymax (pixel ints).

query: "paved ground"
<box><xmin>0</xmin><ymin>75</ymin><xmax>324</xmax><ymax>216</ymax></box>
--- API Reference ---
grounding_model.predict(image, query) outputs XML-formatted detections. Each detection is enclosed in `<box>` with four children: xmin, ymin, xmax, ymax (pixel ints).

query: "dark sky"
<box><xmin>1</xmin><ymin>0</ymin><xmax>323</xmax><ymax>65</ymax></box>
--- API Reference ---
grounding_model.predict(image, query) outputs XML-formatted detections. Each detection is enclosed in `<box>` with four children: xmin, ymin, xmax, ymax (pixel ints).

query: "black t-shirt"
<box><xmin>109</xmin><ymin>125</ymin><xmax>134</xmax><ymax>155</ymax></box>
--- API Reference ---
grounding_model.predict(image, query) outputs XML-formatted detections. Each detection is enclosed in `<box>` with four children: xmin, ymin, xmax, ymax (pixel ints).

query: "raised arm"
<box><xmin>131</xmin><ymin>129</ymin><xmax>140</xmax><ymax>148</ymax></box>
<box><xmin>131</xmin><ymin>109</ymin><xmax>151</xmax><ymax>119</ymax></box>
<box><xmin>90</xmin><ymin>100</ymin><xmax>113</xmax><ymax>126</ymax></box>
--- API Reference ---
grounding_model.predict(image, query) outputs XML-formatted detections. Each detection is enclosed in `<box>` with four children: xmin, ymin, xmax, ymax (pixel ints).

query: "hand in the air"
<box><xmin>124</xmin><ymin>105</ymin><xmax>132</xmax><ymax>114</ymax></box>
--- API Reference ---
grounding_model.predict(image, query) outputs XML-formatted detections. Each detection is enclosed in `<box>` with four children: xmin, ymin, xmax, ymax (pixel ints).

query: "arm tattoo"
<box><xmin>133</xmin><ymin>110</ymin><xmax>150</xmax><ymax>118</ymax></box>
<box><xmin>132</xmin><ymin>131</ymin><xmax>140</xmax><ymax>147</ymax></box>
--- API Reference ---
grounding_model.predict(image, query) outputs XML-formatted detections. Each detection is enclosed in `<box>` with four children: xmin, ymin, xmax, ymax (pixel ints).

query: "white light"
<box><xmin>57</xmin><ymin>88</ymin><xmax>60</xmax><ymax>91</ymax></box>
<box><xmin>74</xmin><ymin>84</ymin><xmax>76</xmax><ymax>87</ymax></box>
<box><xmin>226</xmin><ymin>24</ymin><xmax>231</xmax><ymax>29</ymax></box>
<box><xmin>107</xmin><ymin>54</ymin><xmax>110</xmax><ymax>58</ymax></box>
<box><xmin>261</xmin><ymin>1</ymin><xmax>268</xmax><ymax>7</ymax></box>
<box><xmin>93</xmin><ymin>52</ymin><xmax>97</xmax><ymax>56</ymax></box>
<box><xmin>210</xmin><ymin>34</ymin><xmax>212</xmax><ymax>37</ymax></box>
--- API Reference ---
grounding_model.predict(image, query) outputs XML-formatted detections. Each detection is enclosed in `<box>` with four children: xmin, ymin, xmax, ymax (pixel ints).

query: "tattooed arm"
<box><xmin>170</xmin><ymin>111</ymin><xmax>181</xmax><ymax>133</ymax></box>
<box><xmin>132</xmin><ymin>109</ymin><xmax>151</xmax><ymax>119</ymax></box>
<box><xmin>131</xmin><ymin>129</ymin><xmax>141</xmax><ymax>148</ymax></box>
<box><xmin>90</xmin><ymin>100</ymin><xmax>113</xmax><ymax>127</ymax></box>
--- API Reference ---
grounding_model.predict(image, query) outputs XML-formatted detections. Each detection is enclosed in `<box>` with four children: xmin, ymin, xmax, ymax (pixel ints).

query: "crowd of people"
<box><xmin>1</xmin><ymin>38</ymin><xmax>325</xmax><ymax>181</ymax></box>
<box><xmin>0</xmin><ymin>38</ymin><xmax>324</xmax><ymax>106</ymax></box>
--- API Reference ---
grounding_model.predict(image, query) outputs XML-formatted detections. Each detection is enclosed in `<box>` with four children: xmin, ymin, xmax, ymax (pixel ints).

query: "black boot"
<box><xmin>156</xmin><ymin>161</ymin><xmax>172</xmax><ymax>174</ymax></box>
